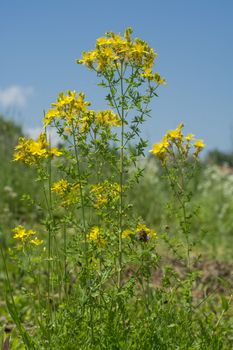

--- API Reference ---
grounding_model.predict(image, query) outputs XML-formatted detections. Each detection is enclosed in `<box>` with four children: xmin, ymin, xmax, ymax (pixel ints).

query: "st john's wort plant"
<box><xmin>2</xmin><ymin>28</ymin><xmax>229</xmax><ymax>350</ymax></box>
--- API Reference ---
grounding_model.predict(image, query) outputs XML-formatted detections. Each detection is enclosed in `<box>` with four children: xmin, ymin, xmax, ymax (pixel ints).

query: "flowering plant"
<box><xmin>2</xmin><ymin>29</ymin><xmax>224</xmax><ymax>350</ymax></box>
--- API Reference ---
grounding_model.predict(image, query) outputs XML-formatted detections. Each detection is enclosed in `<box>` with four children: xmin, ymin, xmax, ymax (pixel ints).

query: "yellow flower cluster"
<box><xmin>51</xmin><ymin>179</ymin><xmax>69</xmax><ymax>195</ymax></box>
<box><xmin>122</xmin><ymin>229</ymin><xmax>134</xmax><ymax>238</ymax></box>
<box><xmin>12</xmin><ymin>225</ymin><xmax>43</xmax><ymax>246</ymax></box>
<box><xmin>150</xmin><ymin>123</ymin><xmax>205</xmax><ymax>161</ymax></box>
<box><xmin>51</xmin><ymin>179</ymin><xmax>80</xmax><ymax>206</ymax></box>
<box><xmin>122</xmin><ymin>223</ymin><xmax>156</xmax><ymax>241</ymax></box>
<box><xmin>44</xmin><ymin>91</ymin><xmax>121</xmax><ymax>132</ymax></box>
<box><xmin>91</xmin><ymin>181</ymin><xmax>120</xmax><ymax>209</ymax></box>
<box><xmin>77</xmin><ymin>28</ymin><xmax>165</xmax><ymax>85</ymax></box>
<box><xmin>95</xmin><ymin>110</ymin><xmax>121</xmax><ymax>127</ymax></box>
<box><xmin>13</xmin><ymin>133</ymin><xmax>62</xmax><ymax>165</ymax></box>
<box><xmin>44</xmin><ymin>90</ymin><xmax>93</xmax><ymax>129</ymax></box>
<box><xmin>87</xmin><ymin>226</ymin><xmax>106</xmax><ymax>246</ymax></box>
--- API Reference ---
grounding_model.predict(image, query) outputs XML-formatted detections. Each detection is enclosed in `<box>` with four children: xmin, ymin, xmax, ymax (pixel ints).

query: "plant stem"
<box><xmin>63</xmin><ymin>222</ymin><xmax>67</xmax><ymax>296</ymax></box>
<box><xmin>71</xmin><ymin>123</ymin><xmax>88</xmax><ymax>268</ymax></box>
<box><xmin>118</xmin><ymin>62</ymin><xmax>125</xmax><ymax>289</ymax></box>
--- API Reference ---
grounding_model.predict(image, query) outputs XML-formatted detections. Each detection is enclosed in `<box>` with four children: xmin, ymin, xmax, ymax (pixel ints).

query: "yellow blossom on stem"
<box><xmin>141</xmin><ymin>69</ymin><xmax>166</xmax><ymax>85</ymax></box>
<box><xmin>12</xmin><ymin>225</ymin><xmax>43</xmax><ymax>246</ymax></box>
<box><xmin>153</xmin><ymin>72</ymin><xmax>166</xmax><ymax>85</ymax></box>
<box><xmin>166</xmin><ymin>123</ymin><xmax>184</xmax><ymax>141</ymax></box>
<box><xmin>87</xmin><ymin>226</ymin><xmax>106</xmax><ymax>246</ymax></box>
<box><xmin>30</xmin><ymin>238</ymin><xmax>44</xmax><ymax>246</ymax></box>
<box><xmin>193</xmin><ymin>139</ymin><xmax>206</xmax><ymax>157</ymax></box>
<box><xmin>13</xmin><ymin>133</ymin><xmax>61</xmax><ymax>165</ymax></box>
<box><xmin>149</xmin><ymin>136</ymin><xmax>169</xmax><ymax>160</ymax></box>
<box><xmin>185</xmin><ymin>133</ymin><xmax>195</xmax><ymax>142</ymax></box>
<box><xmin>44</xmin><ymin>91</ymin><xmax>92</xmax><ymax>130</ymax></box>
<box><xmin>194</xmin><ymin>139</ymin><xmax>205</xmax><ymax>149</ymax></box>
<box><xmin>78</xmin><ymin>50</ymin><xmax>97</xmax><ymax>69</ymax></box>
<box><xmin>50</xmin><ymin>147</ymin><xmax>63</xmax><ymax>157</ymax></box>
<box><xmin>122</xmin><ymin>229</ymin><xmax>134</xmax><ymax>238</ymax></box>
<box><xmin>88</xmin><ymin>226</ymin><xmax>100</xmax><ymax>240</ymax></box>
<box><xmin>91</xmin><ymin>181</ymin><xmax>120</xmax><ymax>209</ymax></box>
<box><xmin>44</xmin><ymin>109</ymin><xmax>60</xmax><ymax>126</ymax></box>
<box><xmin>12</xmin><ymin>225</ymin><xmax>35</xmax><ymax>240</ymax></box>
<box><xmin>51</xmin><ymin>179</ymin><xmax>69</xmax><ymax>195</ymax></box>
<box><xmin>95</xmin><ymin>110</ymin><xmax>121</xmax><ymax>127</ymax></box>
<box><xmin>141</xmin><ymin>67</ymin><xmax>154</xmax><ymax>80</ymax></box>
<box><xmin>77</xmin><ymin>27</ymin><xmax>163</xmax><ymax>79</ymax></box>
<box><xmin>150</xmin><ymin>123</ymin><xmax>205</xmax><ymax>162</ymax></box>
<box><xmin>52</xmin><ymin>180</ymin><xmax>80</xmax><ymax>206</ymax></box>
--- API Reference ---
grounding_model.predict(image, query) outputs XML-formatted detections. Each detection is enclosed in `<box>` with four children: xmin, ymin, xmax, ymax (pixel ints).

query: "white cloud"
<box><xmin>0</xmin><ymin>85</ymin><xmax>34</xmax><ymax>108</ymax></box>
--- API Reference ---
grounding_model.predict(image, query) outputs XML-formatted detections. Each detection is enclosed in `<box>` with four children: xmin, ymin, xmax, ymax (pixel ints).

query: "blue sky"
<box><xmin>1</xmin><ymin>0</ymin><xmax>233</xmax><ymax>152</ymax></box>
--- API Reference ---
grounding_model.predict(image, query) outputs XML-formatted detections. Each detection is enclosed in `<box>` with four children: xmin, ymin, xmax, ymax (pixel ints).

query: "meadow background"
<box><xmin>1</xmin><ymin>1</ymin><xmax>233</xmax><ymax>349</ymax></box>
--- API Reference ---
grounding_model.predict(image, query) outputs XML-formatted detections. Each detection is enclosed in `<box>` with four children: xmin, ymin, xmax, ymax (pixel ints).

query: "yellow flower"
<box><xmin>193</xmin><ymin>139</ymin><xmax>205</xmax><ymax>158</ymax></box>
<box><xmin>88</xmin><ymin>226</ymin><xmax>106</xmax><ymax>246</ymax></box>
<box><xmin>30</xmin><ymin>238</ymin><xmax>44</xmax><ymax>246</ymax></box>
<box><xmin>52</xmin><ymin>180</ymin><xmax>80</xmax><ymax>206</ymax></box>
<box><xmin>13</xmin><ymin>133</ymin><xmax>57</xmax><ymax>165</ymax></box>
<box><xmin>51</xmin><ymin>179</ymin><xmax>69</xmax><ymax>195</ymax></box>
<box><xmin>77</xmin><ymin>28</ymin><xmax>161</xmax><ymax>78</ymax></box>
<box><xmin>122</xmin><ymin>229</ymin><xmax>134</xmax><ymax>238</ymax></box>
<box><xmin>64</xmin><ymin>127</ymin><xmax>72</xmax><ymax>134</ymax></box>
<box><xmin>153</xmin><ymin>72</ymin><xmax>166</xmax><ymax>85</ymax></box>
<box><xmin>44</xmin><ymin>91</ymin><xmax>92</xmax><ymax>129</ymax></box>
<box><xmin>194</xmin><ymin>139</ymin><xmax>205</xmax><ymax>149</ymax></box>
<box><xmin>88</xmin><ymin>226</ymin><xmax>100</xmax><ymax>240</ymax></box>
<box><xmin>149</xmin><ymin>136</ymin><xmax>169</xmax><ymax>160</ymax></box>
<box><xmin>96</xmin><ymin>37</ymin><xmax>109</xmax><ymax>46</ymax></box>
<box><xmin>141</xmin><ymin>68</ymin><xmax>166</xmax><ymax>85</ymax></box>
<box><xmin>12</xmin><ymin>225</ymin><xmax>43</xmax><ymax>246</ymax></box>
<box><xmin>77</xmin><ymin>110</ymin><xmax>95</xmax><ymax>133</ymax></box>
<box><xmin>185</xmin><ymin>133</ymin><xmax>195</xmax><ymax>142</ymax></box>
<box><xmin>29</xmin><ymin>143</ymin><xmax>47</xmax><ymax>157</ymax></box>
<box><xmin>132</xmin><ymin>41</ymin><xmax>147</xmax><ymax>55</ymax></box>
<box><xmin>150</xmin><ymin>124</ymin><xmax>205</xmax><ymax>161</ymax></box>
<box><xmin>95</xmin><ymin>110</ymin><xmax>121</xmax><ymax>127</ymax></box>
<box><xmin>44</xmin><ymin>109</ymin><xmax>60</xmax><ymax>126</ymax></box>
<box><xmin>141</xmin><ymin>67</ymin><xmax>154</xmax><ymax>80</ymax></box>
<box><xmin>91</xmin><ymin>181</ymin><xmax>120</xmax><ymax>209</ymax></box>
<box><xmin>130</xmin><ymin>39</ymin><xmax>157</xmax><ymax>67</ymax></box>
<box><xmin>77</xmin><ymin>50</ymin><xmax>97</xmax><ymax>69</ymax></box>
<box><xmin>13</xmin><ymin>225</ymin><xmax>33</xmax><ymax>240</ymax></box>
<box><xmin>50</xmin><ymin>147</ymin><xmax>63</xmax><ymax>157</ymax></box>
<box><xmin>167</xmin><ymin>123</ymin><xmax>184</xmax><ymax>141</ymax></box>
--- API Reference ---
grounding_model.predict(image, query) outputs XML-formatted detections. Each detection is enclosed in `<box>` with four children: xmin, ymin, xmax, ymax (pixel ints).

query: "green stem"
<box><xmin>164</xmin><ymin>152</ymin><xmax>191</xmax><ymax>268</ymax></box>
<box><xmin>174</xmin><ymin>146</ymin><xmax>191</xmax><ymax>268</ymax></box>
<box><xmin>123</xmin><ymin>87</ymin><xmax>155</xmax><ymax>148</ymax></box>
<box><xmin>71</xmin><ymin>123</ymin><xmax>88</xmax><ymax>267</ymax></box>
<box><xmin>42</xmin><ymin>182</ymin><xmax>52</xmax><ymax>324</ymax></box>
<box><xmin>63</xmin><ymin>222</ymin><xmax>67</xmax><ymax>296</ymax></box>
<box><xmin>118</xmin><ymin>61</ymin><xmax>125</xmax><ymax>289</ymax></box>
